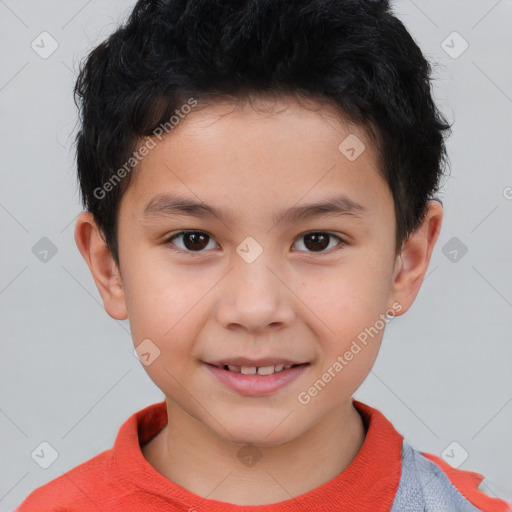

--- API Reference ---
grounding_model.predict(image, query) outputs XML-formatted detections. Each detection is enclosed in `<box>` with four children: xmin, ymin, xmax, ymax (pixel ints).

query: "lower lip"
<box><xmin>204</xmin><ymin>363</ymin><xmax>309</xmax><ymax>396</ymax></box>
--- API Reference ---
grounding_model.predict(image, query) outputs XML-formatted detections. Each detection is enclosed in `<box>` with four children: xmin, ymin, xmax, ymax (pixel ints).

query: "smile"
<box><xmin>214</xmin><ymin>363</ymin><xmax>301</xmax><ymax>375</ymax></box>
<box><xmin>204</xmin><ymin>362</ymin><xmax>310</xmax><ymax>396</ymax></box>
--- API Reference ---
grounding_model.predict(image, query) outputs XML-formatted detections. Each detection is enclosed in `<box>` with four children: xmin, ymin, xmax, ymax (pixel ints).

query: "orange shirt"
<box><xmin>15</xmin><ymin>400</ymin><xmax>511</xmax><ymax>511</ymax></box>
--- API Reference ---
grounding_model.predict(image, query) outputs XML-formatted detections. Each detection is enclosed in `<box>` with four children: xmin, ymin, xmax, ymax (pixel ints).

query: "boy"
<box><xmin>15</xmin><ymin>0</ymin><xmax>511</xmax><ymax>510</ymax></box>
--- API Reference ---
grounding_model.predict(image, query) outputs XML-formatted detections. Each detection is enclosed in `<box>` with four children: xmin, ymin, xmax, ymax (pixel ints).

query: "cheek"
<box><xmin>122</xmin><ymin>256</ymin><xmax>209</xmax><ymax>346</ymax></box>
<box><xmin>126</xmin><ymin>267</ymin><xmax>206</xmax><ymax>386</ymax></box>
<box><xmin>297</xmin><ymin>333</ymin><xmax>381</xmax><ymax>414</ymax></box>
<box><xmin>300</xmin><ymin>263</ymin><xmax>389</xmax><ymax>339</ymax></box>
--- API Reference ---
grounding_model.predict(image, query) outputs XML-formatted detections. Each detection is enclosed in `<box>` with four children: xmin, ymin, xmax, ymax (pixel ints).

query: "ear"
<box><xmin>74</xmin><ymin>211</ymin><xmax>128</xmax><ymax>320</ymax></box>
<box><xmin>389</xmin><ymin>200</ymin><xmax>443</xmax><ymax>315</ymax></box>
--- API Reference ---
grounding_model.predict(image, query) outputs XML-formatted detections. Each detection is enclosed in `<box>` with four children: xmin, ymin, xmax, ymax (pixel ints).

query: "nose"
<box><xmin>215</xmin><ymin>254</ymin><xmax>296</xmax><ymax>335</ymax></box>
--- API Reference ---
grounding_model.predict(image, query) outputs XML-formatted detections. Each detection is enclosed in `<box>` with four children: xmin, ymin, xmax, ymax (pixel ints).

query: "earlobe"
<box><xmin>74</xmin><ymin>211</ymin><xmax>128</xmax><ymax>320</ymax></box>
<box><xmin>389</xmin><ymin>200</ymin><xmax>443</xmax><ymax>315</ymax></box>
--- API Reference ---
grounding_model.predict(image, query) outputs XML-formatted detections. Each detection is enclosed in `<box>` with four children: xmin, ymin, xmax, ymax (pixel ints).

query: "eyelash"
<box><xmin>163</xmin><ymin>230</ymin><xmax>346</xmax><ymax>256</ymax></box>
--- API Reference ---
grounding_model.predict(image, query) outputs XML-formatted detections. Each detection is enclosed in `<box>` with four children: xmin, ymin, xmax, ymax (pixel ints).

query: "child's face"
<box><xmin>84</xmin><ymin>96</ymin><xmax>421</xmax><ymax>445</ymax></box>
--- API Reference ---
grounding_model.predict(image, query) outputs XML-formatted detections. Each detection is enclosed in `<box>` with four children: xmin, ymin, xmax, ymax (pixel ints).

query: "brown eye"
<box><xmin>165</xmin><ymin>230</ymin><xmax>344</xmax><ymax>256</ymax></box>
<box><xmin>293</xmin><ymin>232</ymin><xmax>344</xmax><ymax>254</ymax></box>
<box><xmin>167</xmin><ymin>231</ymin><xmax>217</xmax><ymax>252</ymax></box>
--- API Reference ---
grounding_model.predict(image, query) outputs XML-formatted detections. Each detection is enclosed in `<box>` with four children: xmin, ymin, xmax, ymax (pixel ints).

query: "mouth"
<box><xmin>205</xmin><ymin>362</ymin><xmax>308</xmax><ymax>376</ymax></box>
<box><xmin>204</xmin><ymin>361</ymin><xmax>310</xmax><ymax>396</ymax></box>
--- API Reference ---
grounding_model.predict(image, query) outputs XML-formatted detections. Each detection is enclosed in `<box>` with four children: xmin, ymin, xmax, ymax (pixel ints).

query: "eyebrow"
<box><xmin>142</xmin><ymin>192</ymin><xmax>368</xmax><ymax>225</ymax></box>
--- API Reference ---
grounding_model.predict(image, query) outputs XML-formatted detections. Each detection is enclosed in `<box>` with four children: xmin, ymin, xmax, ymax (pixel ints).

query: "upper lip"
<box><xmin>207</xmin><ymin>357</ymin><xmax>308</xmax><ymax>367</ymax></box>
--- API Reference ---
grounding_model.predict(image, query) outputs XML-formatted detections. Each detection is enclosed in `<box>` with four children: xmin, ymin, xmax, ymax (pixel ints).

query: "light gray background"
<box><xmin>1</xmin><ymin>0</ymin><xmax>511</xmax><ymax>509</ymax></box>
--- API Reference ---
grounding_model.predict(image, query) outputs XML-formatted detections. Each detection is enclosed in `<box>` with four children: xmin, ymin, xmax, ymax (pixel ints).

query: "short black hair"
<box><xmin>74</xmin><ymin>0</ymin><xmax>452</xmax><ymax>266</ymax></box>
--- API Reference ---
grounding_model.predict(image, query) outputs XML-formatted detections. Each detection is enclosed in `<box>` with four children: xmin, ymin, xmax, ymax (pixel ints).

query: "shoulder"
<box><xmin>13</xmin><ymin>449</ymin><xmax>124</xmax><ymax>512</ymax></box>
<box><xmin>13</xmin><ymin>401</ymin><xmax>166</xmax><ymax>511</ymax></box>
<box><xmin>390</xmin><ymin>440</ymin><xmax>512</xmax><ymax>512</ymax></box>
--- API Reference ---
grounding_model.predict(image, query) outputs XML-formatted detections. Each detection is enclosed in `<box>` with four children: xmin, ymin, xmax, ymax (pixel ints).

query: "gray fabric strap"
<box><xmin>390</xmin><ymin>440</ymin><xmax>484</xmax><ymax>512</ymax></box>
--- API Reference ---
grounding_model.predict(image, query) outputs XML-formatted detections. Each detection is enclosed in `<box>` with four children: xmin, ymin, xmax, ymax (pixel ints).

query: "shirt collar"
<box><xmin>112</xmin><ymin>399</ymin><xmax>403</xmax><ymax>511</ymax></box>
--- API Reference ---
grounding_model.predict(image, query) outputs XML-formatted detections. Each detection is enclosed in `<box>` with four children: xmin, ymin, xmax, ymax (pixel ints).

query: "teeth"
<box><xmin>240</xmin><ymin>366</ymin><xmax>257</xmax><ymax>375</ymax></box>
<box><xmin>257</xmin><ymin>365</ymin><xmax>275</xmax><ymax>376</ymax></box>
<box><xmin>224</xmin><ymin>364</ymin><xmax>296</xmax><ymax>375</ymax></box>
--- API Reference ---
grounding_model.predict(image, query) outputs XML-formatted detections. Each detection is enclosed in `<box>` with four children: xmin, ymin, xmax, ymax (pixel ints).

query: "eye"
<box><xmin>292</xmin><ymin>231</ymin><xmax>345</xmax><ymax>254</ymax></box>
<box><xmin>165</xmin><ymin>231</ymin><xmax>219</xmax><ymax>253</ymax></box>
<box><xmin>164</xmin><ymin>230</ymin><xmax>345</xmax><ymax>255</ymax></box>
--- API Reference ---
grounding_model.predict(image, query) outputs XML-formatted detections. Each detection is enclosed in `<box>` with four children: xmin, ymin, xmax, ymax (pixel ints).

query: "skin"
<box><xmin>75</xmin><ymin>94</ymin><xmax>443</xmax><ymax>506</ymax></box>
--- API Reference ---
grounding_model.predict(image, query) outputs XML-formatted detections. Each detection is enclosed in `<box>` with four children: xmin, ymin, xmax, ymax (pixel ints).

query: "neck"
<box><xmin>142</xmin><ymin>399</ymin><xmax>367</xmax><ymax>506</ymax></box>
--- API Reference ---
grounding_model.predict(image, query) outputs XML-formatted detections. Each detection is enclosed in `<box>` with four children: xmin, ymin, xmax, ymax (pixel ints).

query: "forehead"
<box><xmin>120</xmin><ymin>94</ymin><xmax>390</xmax><ymax>226</ymax></box>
